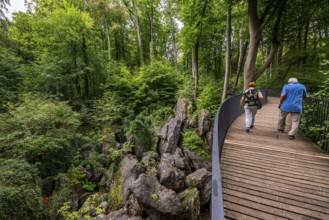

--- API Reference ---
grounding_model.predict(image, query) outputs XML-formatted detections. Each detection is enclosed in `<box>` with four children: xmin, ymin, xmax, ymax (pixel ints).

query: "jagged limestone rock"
<box><xmin>159</xmin><ymin>153</ymin><xmax>186</xmax><ymax>192</ymax></box>
<box><xmin>131</xmin><ymin>174</ymin><xmax>182</xmax><ymax>215</ymax></box>
<box><xmin>178</xmin><ymin>188</ymin><xmax>200</xmax><ymax>220</ymax></box>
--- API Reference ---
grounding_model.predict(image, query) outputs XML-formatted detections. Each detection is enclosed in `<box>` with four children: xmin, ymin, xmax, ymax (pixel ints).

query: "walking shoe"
<box><xmin>245</xmin><ymin>128</ymin><xmax>250</xmax><ymax>133</ymax></box>
<box><xmin>289</xmin><ymin>135</ymin><xmax>295</xmax><ymax>140</ymax></box>
<box><xmin>250</xmin><ymin>125</ymin><xmax>254</xmax><ymax>129</ymax></box>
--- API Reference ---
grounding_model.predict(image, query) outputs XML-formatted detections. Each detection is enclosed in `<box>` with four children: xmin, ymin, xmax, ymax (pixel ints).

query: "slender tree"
<box><xmin>222</xmin><ymin>3</ymin><xmax>231</xmax><ymax>101</ymax></box>
<box><xmin>243</xmin><ymin>0</ymin><xmax>286</xmax><ymax>89</ymax></box>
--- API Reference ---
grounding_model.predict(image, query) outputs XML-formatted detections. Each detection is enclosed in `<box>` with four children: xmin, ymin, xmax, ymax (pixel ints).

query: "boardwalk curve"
<box><xmin>221</xmin><ymin>97</ymin><xmax>329</xmax><ymax>219</ymax></box>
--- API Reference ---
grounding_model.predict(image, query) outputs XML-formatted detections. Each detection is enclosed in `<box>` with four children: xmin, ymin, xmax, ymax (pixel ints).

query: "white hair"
<box><xmin>288</xmin><ymin>78</ymin><xmax>298</xmax><ymax>83</ymax></box>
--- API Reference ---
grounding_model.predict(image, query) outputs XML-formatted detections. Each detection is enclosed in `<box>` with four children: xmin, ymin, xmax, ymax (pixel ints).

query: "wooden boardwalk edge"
<box><xmin>221</xmin><ymin>97</ymin><xmax>329</xmax><ymax>220</ymax></box>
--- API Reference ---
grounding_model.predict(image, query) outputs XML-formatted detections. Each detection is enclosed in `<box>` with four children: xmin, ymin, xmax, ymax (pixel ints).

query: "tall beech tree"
<box><xmin>222</xmin><ymin>3</ymin><xmax>232</xmax><ymax>101</ymax></box>
<box><xmin>180</xmin><ymin>0</ymin><xmax>210</xmax><ymax>100</ymax></box>
<box><xmin>243</xmin><ymin>0</ymin><xmax>286</xmax><ymax>89</ymax></box>
<box><xmin>124</xmin><ymin>0</ymin><xmax>144</xmax><ymax>66</ymax></box>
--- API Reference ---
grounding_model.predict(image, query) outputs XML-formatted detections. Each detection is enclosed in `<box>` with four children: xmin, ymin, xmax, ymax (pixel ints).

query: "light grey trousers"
<box><xmin>244</xmin><ymin>105</ymin><xmax>258</xmax><ymax>128</ymax></box>
<box><xmin>278</xmin><ymin>111</ymin><xmax>300</xmax><ymax>136</ymax></box>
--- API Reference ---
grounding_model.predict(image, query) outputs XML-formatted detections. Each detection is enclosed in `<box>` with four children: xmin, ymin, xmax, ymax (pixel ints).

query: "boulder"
<box><xmin>185</xmin><ymin>168</ymin><xmax>211</xmax><ymax>188</ymax></box>
<box><xmin>183</xmin><ymin>149</ymin><xmax>211</xmax><ymax>171</ymax></box>
<box><xmin>128</xmin><ymin>135</ymin><xmax>144</xmax><ymax>160</ymax></box>
<box><xmin>178</xmin><ymin>188</ymin><xmax>200</xmax><ymax>220</ymax></box>
<box><xmin>198</xmin><ymin>110</ymin><xmax>211</xmax><ymax>137</ymax></box>
<box><xmin>132</xmin><ymin>174</ymin><xmax>182</xmax><ymax>215</ymax></box>
<box><xmin>124</xmin><ymin>193</ymin><xmax>143</xmax><ymax>217</ymax></box>
<box><xmin>119</xmin><ymin>154</ymin><xmax>140</xmax><ymax>201</ymax></box>
<box><xmin>159</xmin><ymin>153</ymin><xmax>186</xmax><ymax>192</ymax></box>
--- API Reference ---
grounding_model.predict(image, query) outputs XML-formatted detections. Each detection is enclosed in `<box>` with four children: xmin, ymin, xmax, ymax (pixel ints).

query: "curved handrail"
<box><xmin>211</xmin><ymin>90</ymin><xmax>268</xmax><ymax>219</ymax></box>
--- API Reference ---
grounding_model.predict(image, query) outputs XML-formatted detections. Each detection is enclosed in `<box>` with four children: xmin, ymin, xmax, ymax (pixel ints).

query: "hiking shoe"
<box><xmin>245</xmin><ymin>128</ymin><xmax>250</xmax><ymax>133</ymax></box>
<box><xmin>250</xmin><ymin>125</ymin><xmax>254</xmax><ymax>129</ymax></box>
<box><xmin>289</xmin><ymin>135</ymin><xmax>295</xmax><ymax>140</ymax></box>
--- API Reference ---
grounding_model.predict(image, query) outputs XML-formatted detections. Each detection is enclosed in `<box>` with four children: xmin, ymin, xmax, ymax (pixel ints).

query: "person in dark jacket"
<box><xmin>240</xmin><ymin>82</ymin><xmax>263</xmax><ymax>133</ymax></box>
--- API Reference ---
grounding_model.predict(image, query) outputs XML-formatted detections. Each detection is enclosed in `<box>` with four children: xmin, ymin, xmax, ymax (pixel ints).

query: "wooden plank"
<box><xmin>222</xmin><ymin>170</ymin><xmax>329</xmax><ymax>203</ymax></box>
<box><xmin>224</xmin><ymin>190</ymin><xmax>327</xmax><ymax>219</ymax></box>
<box><xmin>224</xmin><ymin>200</ymin><xmax>287</xmax><ymax>220</ymax></box>
<box><xmin>221</xmin><ymin>97</ymin><xmax>329</xmax><ymax>218</ymax></box>
<box><xmin>222</xmin><ymin>164</ymin><xmax>329</xmax><ymax>194</ymax></box>
<box><xmin>224</xmin><ymin>209</ymin><xmax>260</xmax><ymax>220</ymax></box>
<box><xmin>222</xmin><ymin>147</ymin><xmax>329</xmax><ymax>173</ymax></box>
<box><xmin>224</xmin><ymin>180</ymin><xmax>329</xmax><ymax>215</ymax></box>
<box><xmin>222</xmin><ymin>157</ymin><xmax>329</xmax><ymax>185</ymax></box>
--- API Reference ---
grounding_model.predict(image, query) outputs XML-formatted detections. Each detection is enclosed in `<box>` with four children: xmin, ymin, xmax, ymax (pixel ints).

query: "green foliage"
<box><xmin>0</xmin><ymin>159</ymin><xmax>43</xmax><ymax>220</ymax></box>
<box><xmin>134</xmin><ymin>61</ymin><xmax>181</xmax><ymax>112</ymax></box>
<box><xmin>127</xmin><ymin>115</ymin><xmax>153</xmax><ymax>152</ymax></box>
<box><xmin>182</xmin><ymin>130</ymin><xmax>210</xmax><ymax>160</ymax></box>
<box><xmin>108</xmin><ymin>174</ymin><xmax>124</xmax><ymax>211</ymax></box>
<box><xmin>83</xmin><ymin>181</ymin><xmax>96</xmax><ymax>192</ymax></box>
<box><xmin>312</xmin><ymin>61</ymin><xmax>329</xmax><ymax>99</ymax></box>
<box><xmin>0</xmin><ymin>93</ymin><xmax>80</xmax><ymax>177</ymax></box>
<box><xmin>300</xmin><ymin>60</ymin><xmax>329</xmax><ymax>151</ymax></box>
<box><xmin>0</xmin><ymin>46</ymin><xmax>21</xmax><ymax>111</ymax></box>
<box><xmin>195</xmin><ymin>76</ymin><xmax>222</xmax><ymax>119</ymax></box>
<box><xmin>9</xmin><ymin>3</ymin><xmax>107</xmax><ymax>100</ymax></box>
<box><xmin>44</xmin><ymin>174</ymin><xmax>73</xmax><ymax>219</ymax></box>
<box><xmin>58</xmin><ymin>202</ymin><xmax>80</xmax><ymax>220</ymax></box>
<box><xmin>94</xmin><ymin>61</ymin><xmax>180</xmax><ymax>150</ymax></box>
<box><xmin>177</xmin><ymin>74</ymin><xmax>195</xmax><ymax>101</ymax></box>
<box><xmin>150</xmin><ymin>193</ymin><xmax>158</xmax><ymax>201</ymax></box>
<box><xmin>67</xmin><ymin>167</ymin><xmax>96</xmax><ymax>191</ymax></box>
<box><xmin>300</xmin><ymin>100</ymin><xmax>329</xmax><ymax>151</ymax></box>
<box><xmin>67</xmin><ymin>167</ymin><xmax>86</xmax><ymax>185</ymax></box>
<box><xmin>58</xmin><ymin>193</ymin><xmax>107</xmax><ymax>220</ymax></box>
<box><xmin>108</xmin><ymin>142</ymin><xmax>133</xmax><ymax>162</ymax></box>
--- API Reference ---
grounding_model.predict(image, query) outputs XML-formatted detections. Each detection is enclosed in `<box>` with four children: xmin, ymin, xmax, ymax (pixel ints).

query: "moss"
<box><xmin>107</xmin><ymin>173</ymin><xmax>125</xmax><ymax>211</ymax></box>
<box><xmin>179</xmin><ymin>188</ymin><xmax>200</xmax><ymax>220</ymax></box>
<box><xmin>150</xmin><ymin>194</ymin><xmax>158</xmax><ymax>202</ymax></box>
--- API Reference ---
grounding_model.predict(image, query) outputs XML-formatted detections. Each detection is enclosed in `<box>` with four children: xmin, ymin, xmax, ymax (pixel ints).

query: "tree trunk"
<box><xmin>103</xmin><ymin>0</ymin><xmax>111</xmax><ymax>60</ymax></box>
<box><xmin>82</xmin><ymin>33</ymin><xmax>89</xmax><ymax>99</ymax></box>
<box><xmin>132</xmin><ymin>0</ymin><xmax>143</xmax><ymax>66</ymax></box>
<box><xmin>233</xmin><ymin>36</ymin><xmax>248</xmax><ymax>92</ymax></box>
<box><xmin>171</xmin><ymin>30</ymin><xmax>178</xmax><ymax>71</ymax></box>
<box><xmin>192</xmin><ymin>43</ymin><xmax>199</xmax><ymax>101</ymax></box>
<box><xmin>222</xmin><ymin>5</ymin><xmax>231</xmax><ymax>102</ymax></box>
<box><xmin>149</xmin><ymin>0</ymin><xmax>154</xmax><ymax>61</ymax></box>
<box><xmin>243</xmin><ymin>0</ymin><xmax>286</xmax><ymax>89</ymax></box>
<box><xmin>243</xmin><ymin>0</ymin><xmax>262</xmax><ymax>90</ymax></box>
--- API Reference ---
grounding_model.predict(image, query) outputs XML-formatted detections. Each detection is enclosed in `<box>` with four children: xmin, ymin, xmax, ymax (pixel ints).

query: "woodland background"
<box><xmin>0</xmin><ymin>0</ymin><xmax>329</xmax><ymax>219</ymax></box>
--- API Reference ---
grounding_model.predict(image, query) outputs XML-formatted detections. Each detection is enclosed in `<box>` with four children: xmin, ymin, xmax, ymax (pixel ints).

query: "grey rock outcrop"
<box><xmin>178</xmin><ymin>188</ymin><xmax>200</xmax><ymax>220</ymax></box>
<box><xmin>198</xmin><ymin>110</ymin><xmax>211</xmax><ymax>137</ymax></box>
<box><xmin>131</xmin><ymin>174</ymin><xmax>183</xmax><ymax>215</ymax></box>
<box><xmin>157</xmin><ymin>99</ymin><xmax>191</xmax><ymax>155</ymax></box>
<box><xmin>159</xmin><ymin>153</ymin><xmax>186</xmax><ymax>192</ymax></box>
<box><xmin>183</xmin><ymin>149</ymin><xmax>211</xmax><ymax>171</ymax></box>
<box><xmin>120</xmin><ymin>154</ymin><xmax>140</xmax><ymax>201</ymax></box>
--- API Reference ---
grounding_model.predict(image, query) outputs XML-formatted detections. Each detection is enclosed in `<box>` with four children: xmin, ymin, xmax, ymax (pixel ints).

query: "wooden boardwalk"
<box><xmin>221</xmin><ymin>97</ymin><xmax>329</xmax><ymax>220</ymax></box>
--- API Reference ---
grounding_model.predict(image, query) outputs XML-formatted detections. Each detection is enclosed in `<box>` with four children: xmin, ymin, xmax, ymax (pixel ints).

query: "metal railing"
<box><xmin>300</xmin><ymin>98</ymin><xmax>329</xmax><ymax>152</ymax></box>
<box><xmin>211</xmin><ymin>89</ymin><xmax>268</xmax><ymax>219</ymax></box>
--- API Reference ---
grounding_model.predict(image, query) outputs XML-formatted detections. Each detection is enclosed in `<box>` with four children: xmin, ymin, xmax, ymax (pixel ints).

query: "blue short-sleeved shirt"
<box><xmin>281</xmin><ymin>83</ymin><xmax>307</xmax><ymax>113</ymax></box>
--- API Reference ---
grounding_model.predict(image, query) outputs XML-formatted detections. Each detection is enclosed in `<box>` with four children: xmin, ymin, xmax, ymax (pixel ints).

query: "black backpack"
<box><xmin>244</xmin><ymin>88</ymin><xmax>259</xmax><ymax>106</ymax></box>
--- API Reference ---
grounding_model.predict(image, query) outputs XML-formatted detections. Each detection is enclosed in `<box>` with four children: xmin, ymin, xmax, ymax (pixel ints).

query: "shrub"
<box><xmin>0</xmin><ymin>159</ymin><xmax>43</xmax><ymax>220</ymax></box>
<box><xmin>0</xmin><ymin>93</ymin><xmax>80</xmax><ymax>177</ymax></box>
<box><xmin>182</xmin><ymin>130</ymin><xmax>210</xmax><ymax>160</ymax></box>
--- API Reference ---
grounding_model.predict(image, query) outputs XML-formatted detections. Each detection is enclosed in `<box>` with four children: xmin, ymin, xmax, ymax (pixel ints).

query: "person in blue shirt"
<box><xmin>278</xmin><ymin>78</ymin><xmax>307</xmax><ymax>140</ymax></box>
